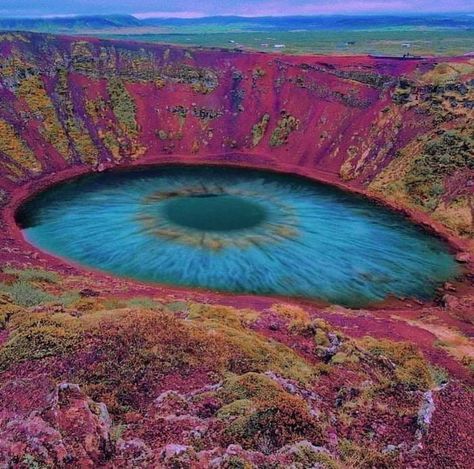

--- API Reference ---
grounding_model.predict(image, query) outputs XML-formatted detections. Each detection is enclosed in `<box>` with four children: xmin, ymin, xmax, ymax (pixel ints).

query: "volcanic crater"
<box><xmin>0</xmin><ymin>31</ymin><xmax>473</xmax><ymax>468</ymax></box>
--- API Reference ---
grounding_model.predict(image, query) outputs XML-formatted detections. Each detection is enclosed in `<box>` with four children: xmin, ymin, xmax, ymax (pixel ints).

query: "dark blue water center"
<box><xmin>164</xmin><ymin>194</ymin><xmax>267</xmax><ymax>231</ymax></box>
<box><xmin>17</xmin><ymin>165</ymin><xmax>460</xmax><ymax>307</ymax></box>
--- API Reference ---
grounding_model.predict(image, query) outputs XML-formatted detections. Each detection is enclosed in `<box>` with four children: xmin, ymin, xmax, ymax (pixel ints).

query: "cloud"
<box><xmin>133</xmin><ymin>11</ymin><xmax>206</xmax><ymax>19</ymax></box>
<box><xmin>131</xmin><ymin>0</ymin><xmax>473</xmax><ymax>18</ymax></box>
<box><xmin>235</xmin><ymin>1</ymin><xmax>424</xmax><ymax>16</ymax></box>
<box><xmin>40</xmin><ymin>14</ymin><xmax>81</xmax><ymax>18</ymax></box>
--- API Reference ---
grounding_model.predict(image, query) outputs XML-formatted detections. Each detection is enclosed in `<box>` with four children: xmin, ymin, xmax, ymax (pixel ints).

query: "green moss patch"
<box><xmin>270</xmin><ymin>111</ymin><xmax>300</xmax><ymax>147</ymax></box>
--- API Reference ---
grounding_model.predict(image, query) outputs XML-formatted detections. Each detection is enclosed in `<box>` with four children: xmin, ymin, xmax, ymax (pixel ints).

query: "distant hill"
<box><xmin>0</xmin><ymin>14</ymin><xmax>472</xmax><ymax>34</ymax></box>
<box><xmin>0</xmin><ymin>15</ymin><xmax>141</xmax><ymax>32</ymax></box>
<box><xmin>141</xmin><ymin>14</ymin><xmax>474</xmax><ymax>31</ymax></box>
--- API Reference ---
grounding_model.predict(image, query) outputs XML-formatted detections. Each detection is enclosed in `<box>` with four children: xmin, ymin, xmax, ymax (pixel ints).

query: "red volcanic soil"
<box><xmin>0</xmin><ymin>32</ymin><xmax>473</xmax><ymax>468</ymax></box>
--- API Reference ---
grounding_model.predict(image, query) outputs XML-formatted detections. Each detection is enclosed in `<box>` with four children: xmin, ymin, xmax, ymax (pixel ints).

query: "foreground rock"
<box><xmin>0</xmin><ymin>383</ymin><xmax>112</xmax><ymax>467</ymax></box>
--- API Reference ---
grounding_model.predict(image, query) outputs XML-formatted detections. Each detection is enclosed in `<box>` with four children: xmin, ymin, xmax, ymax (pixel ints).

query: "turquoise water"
<box><xmin>17</xmin><ymin>165</ymin><xmax>460</xmax><ymax>307</ymax></box>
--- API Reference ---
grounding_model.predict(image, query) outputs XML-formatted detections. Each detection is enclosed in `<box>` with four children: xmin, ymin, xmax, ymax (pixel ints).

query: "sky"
<box><xmin>0</xmin><ymin>0</ymin><xmax>472</xmax><ymax>18</ymax></box>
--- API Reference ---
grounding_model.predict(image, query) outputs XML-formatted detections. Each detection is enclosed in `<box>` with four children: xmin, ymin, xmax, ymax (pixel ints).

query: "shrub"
<box><xmin>358</xmin><ymin>337</ymin><xmax>433</xmax><ymax>391</ymax></box>
<box><xmin>17</xmin><ymin>75</ymin><xmax>72</xmax><ymax>160</ymax></box>
<box><xmin>314</xmin><ymin>328</ymin><xmax>330</xmax><ymax>346</ymax></box>
<box><xmin>218</xmin><ymin>372</ymin><xmax>323</xmax><ymax>453</ymax></box>
<box><xmin>160</xmin><ymin>64</ymin><xmax>218</xmax><ymax>94</ymax></box>
<box><xmin>188</xmin><ymin>304</ymin><xmax>312</xmax><ymax>383</ymax></box>
<box><xmin>188</xmin><ymin>303</ymin><xmax>259</xmax><ymax>328</ymax></box>
<box><xmin>219</xmin><ymin>372</ymin><xmax>283</xmax><ymax>403</ymax></box>
<box><xmin>0</xmin><ymin>300</ymin><xmax>22</xmax><ymax>329</ymax></box>
<box><xmin>429</xmin><ymin>365</ymin><xmax>450</xmax><ymax>387</ymax></box>
<box><xmin>339</xmin><ymin>439</ymin><xmax>396</xmax><ymax>469</ymax></box>
<box><xmin>272</xmin><ymin>303</ymin><xmax>310</xmax><ymax>323</ymax></box>
<box><xmin>156</xmin><ymin>129</ymin><xmax>168</xmax><ymax>140</ymax></box>
<box><xmin>165</xmin><ymin>301</ymin><xmax>189</xmax><ymax>313</ymax></box>
<box><xmin>271</xmin><ymin>304</ymin><xmax>322</xmax><ymax>337</ymax></box>
<box><xmin>289</xmin><ymin>442</ymin><xmax>340</xmax><ymax>469</ymax></box>
<box><xmin>3</xmin><ymin>267</ymin><xmax>59</xmax><ymax>283</ymax></box>
<box><xmin>126</xmin><ymin>297</ymin><xmax>160</xmax><ymax>309</ymax></box>
<box><xmin>213</xmin><ymin>323</ymin><xmax>313</xmax><ymax>383</ymax></box>
<box><xmin>100</xmin><ymin>130</ymin><xmax>121</xmax><ymax>160</ymax></box>
<box><xmin>330</xmin><ymin>351</ymin><xmax>359</xmax><ymax>365</ymax></box>
<box><xmin>225</xmin><ymin>390</ymin><xmax>323</xmax><ymax>453</ymax></box>
<box><xmin>3</xmin><ymin>281</ymin><xmax>54</xmax><ymax>307</ymax></box>
<box><xmin>192</xmin><ymin>106</ymin><xmax>223</xmax><ymax>120</ymax></box>
<box><xmin>55</xmin><ymin>69</ymin><xmax>98</xmax><ymax>165</ymax></box>
<box><xmin>220</xmin><ymin>456</ymin><xmax>254</xmax><ymax>469</ymax></box>
<box><xmin>0</xmin><ymin>119</ymin><xmax>41</xmax><ymax>173</ymax></box>
<box><xmin>0</xmin><ymin>313</ymin><xmax>81</xmax><ymax>371</ymax></box>
<box><xmin>76</xmin><ymin>310</ymin><xmax>230</xmax><ymax>412</ymax></box>
<box><xmin>57</xmin><ymin>291</ymin><xmax>82</xmax><ymax>307</ymax></box>
<box><xmin>216</xmin><ymin>399</ymin><xmax>255</xmax><ymax>419</ymax></box>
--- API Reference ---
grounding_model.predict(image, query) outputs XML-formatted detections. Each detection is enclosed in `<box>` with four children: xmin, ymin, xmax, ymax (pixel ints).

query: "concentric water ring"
<box><xmin>136</xmin><ymin>185</ymin><xmax>299</xmax><ymax>250</ymax></box>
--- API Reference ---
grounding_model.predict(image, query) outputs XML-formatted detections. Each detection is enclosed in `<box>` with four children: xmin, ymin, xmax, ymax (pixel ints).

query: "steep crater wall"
<box><xmin>0</xmin><ymin>32</ymin><xmax>472</xmax><ymax>272</ymax></box>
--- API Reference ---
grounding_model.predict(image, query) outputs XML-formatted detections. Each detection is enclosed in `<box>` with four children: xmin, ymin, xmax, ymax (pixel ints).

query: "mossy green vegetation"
<box><xmin>3</xmin><ymin>267</ymin><xmax>59</xmax><ymax>283</ymax></box>
<box><xmin>339</xmin><ymin>439</ymin><xmax>396</xmax><ymax>469</ymax></box>
<box><xmin>69</xmin><ymin>41</ymin><xmax>221</xmax><ymax>96</ymax></box>
<box><xmin>106</xmin><ymin>77</ymin><xmax>138</xmax><ymax>136</ymax></box>
<box><xmin>125</xmin><ymin>296</ymin><xmax>160</xmax><ymax>309</ymax></box>
<box><xmin>85</xmin><ymin>97</ymin><xmax>107</xmax><ymax>124</ymax></box>
<box><xmin>71</xmin><ymin>40</ymin><xmax>96</xmax><ymax>74</ymax></box>
<box><xmin>270</xmin><ymin>111</ymin><xmax>300</xmax><ymax>147</ymax></box>
<box><xmin>251</xmin><ymin>113</ymin><xmax>270</xmax><ymax>147</ymax></box>
<box><xmin>1</xmin><ymin>281</ymin><xmax>54</xmax><ymax>308</ymax></box>
<box><xmin>273</xmin><ymin>304</ymin><xmax>435</xmax><ymax>392</ymax></box>
<box><xmin>55</xmin><ymin>70</ymin><xmax>99</xmax><ymax>165</ymax></box>
<box><xmin>219</xmin><ymin>373</ymin><xmax>323</xmax><ymax>452</ymax></box>
<box><xmin>156</xmin><ymin>129</ymin><xmax>169</xmax><ymax>140</ymax></box>
<box><xmin>17</xmin><ymin>75</ymin><xmax>72</xmax><ymax>161</ymax></box>
<box><xmin>357</xmin><ymin>337</ymin><xmax>434</xmax><ymax>391</ymax></box>
<box><xmin>192</xmin><ymin>106</ymin><xmax>223</xmax><ymax>121</ymax></box>
<box><xmin>99</xmin><ymin>129</ymin><xmax>122</xmax><ymax>160</ymax></box>
<box><xmin>218</xmin><ymin>372</ymin><xmax>283</xmax><ymax>403</ymax></box>
<box><xmin>160</xmin><ymin>64</ymin><xmax>218</xmax><ymax>94</ymax></box>
<box><xmin>392</xmin><ymin>78</ymin><xmax>413</xmax><ymax>104</ymax></box>
<box><xmin>0</xmin><ymin>264</ymin><xmax>437</xmax><ymax>399</ymax></box>
<box><xmin>0</xmin><ymin>119</ymin><xmax>41</xmax><ymax>173</ymax></box>
<box><xmin>188</xmin><ymin>303</ymin><xmax>314</xmax><ymax>383</ymax></box>
<box><xmin>289</xmin><ymin>442</ymin><xmax>341</xmax><ymax>469</ymax></box>
<box><xmin>76</xmin><ymin>309</ymin><xmax>230</xmax><ymax>412</ymax></box>
<box><xmin>0</xmin><ymin>267</ymin><xmax>83</xmax><ymax>310</ymax></box>
<box><xmin>371</xmin><ymin>124</ymin><xmax>474</xmax><ymax>238</ymax></box>
<box><xmin>405</xmin><ymin>130</ymin><xmax>473</xmax><ymax>211</ymax></box>
<box><xmin>188</xmin><ymin>303</ymin><xmax>259</xmax><ymax>328</ymax></box>
<box><xmin>0</xmin><ymin>311</ymin><xmax>81</xmax><ymax>371</ymax></box>
<box><xmin>0</xmin><ymin>264</ymin><xmax>465</xmax><ymax>466</ymax></box>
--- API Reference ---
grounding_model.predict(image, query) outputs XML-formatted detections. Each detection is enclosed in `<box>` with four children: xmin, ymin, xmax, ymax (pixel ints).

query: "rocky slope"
<box><xmin>0</xmin><ymin>273</ymin><xmax>473</xmax><ymax>468</ymax></box>
<box><xmin>0</xmin><ymin>32</ymin><xmax>473</xmax><ymax>468</ymax></box>
<box><xmin>0</xmin><ymin>32</ymin><xmax>472</xmax><ymax>236</ymax></box>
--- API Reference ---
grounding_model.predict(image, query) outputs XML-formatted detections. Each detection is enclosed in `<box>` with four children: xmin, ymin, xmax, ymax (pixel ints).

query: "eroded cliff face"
<box><xmin>0</xmin><ymin>32</ymin><xmax>472</xmax><ymax>237</ymax></box>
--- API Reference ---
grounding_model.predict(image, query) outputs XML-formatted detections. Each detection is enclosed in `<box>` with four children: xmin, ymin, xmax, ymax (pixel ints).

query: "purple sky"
<box><xmin>0</xmin><ymin>0</ymin><xmax>472</xmax><ymax>18</ymax></box>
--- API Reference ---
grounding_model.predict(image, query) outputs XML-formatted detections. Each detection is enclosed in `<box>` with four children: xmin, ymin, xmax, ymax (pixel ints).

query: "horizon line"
<box><xmin>0</xmin><ymin>12</ymin><xmax>473</xmax><ymax>20</ymax></box>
